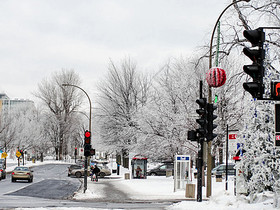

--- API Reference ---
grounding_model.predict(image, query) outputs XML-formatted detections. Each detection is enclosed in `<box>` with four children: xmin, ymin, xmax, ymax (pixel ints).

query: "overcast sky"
<box><xmin>0</xmin><ymin>0</ymin><xmax>230</xmax><ymax>104</ymax></box>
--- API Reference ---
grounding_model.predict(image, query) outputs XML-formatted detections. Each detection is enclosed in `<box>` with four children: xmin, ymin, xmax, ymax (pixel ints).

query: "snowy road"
<box><xmin>0</xmin><ymin>163</ymin><xmax>173</xmax><ymax>209</ymax></box>
<box><xmin>0</xmin><ymin>163</ymin><xmax>82</xmax><ymax>208</ymax></box>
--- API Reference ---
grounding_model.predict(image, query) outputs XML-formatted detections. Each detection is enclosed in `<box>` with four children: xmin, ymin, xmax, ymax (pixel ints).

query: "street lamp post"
<box><xmin>206</xmin><ymin>0</ymin><xmax>250</xmax><ymax>198</ymax></box>
<box><xmin>62</xmin><ymin>83</ymin><xmax>92</xmax><ymax>193</ymax></box>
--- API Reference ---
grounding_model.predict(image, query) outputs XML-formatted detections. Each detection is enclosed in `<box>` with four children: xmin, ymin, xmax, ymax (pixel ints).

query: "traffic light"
<box><xmin>90</xmin><ymin>148</ymin><xmax>95</xmax><ymax>156</ymax></box>
<box><xmin>271</xmin><ymin>81</ymin><xmax>280</xmax><ymax>100</ymax></box>
<box><xmin>196</xmin><ymin>98</ymin><xmax>207</xmax><ymax>138</ymax></box>
<box><xmin>243</xmin><ymin>28</ymin><xmax>265</xmax><ymax>99</ymax></box>
<box><xmin>74</xmin><ymin>147</ymin><xmax>77</xmax><ymax>156</ymax></box>
<box><xmin>188</xmin><ymin>130</ymin><xmax>197</xmax><ymax>142</ymax></box>
<box><xmin>206</xmin><ymin>103</ymin><xmax>217</xmax><ymax>142</ymax></box>
<box><xmin>20</xmin><ymin>150</ymin><xmax>24</xmax><ymax>156</ymax></box>
<box><xmin>84</xmin><ymin>130</ymin><xmax>91</xmax><ymax>144</ymax></box>
<box><xmin>84</xmin><ymin>130</ymin><xmax>91</xmax><ymax>157</ymax></box>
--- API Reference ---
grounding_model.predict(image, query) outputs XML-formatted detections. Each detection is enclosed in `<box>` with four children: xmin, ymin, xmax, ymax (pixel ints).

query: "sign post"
<box><xmin>16</xmin><ymin>151</ymin><xmax>21</xmax><ymax>166</ymax></box>
<box><xmin>226</xmin><ymin>126</ymin><xmax>238</xmax><ymax>191</ymax></box>
<box><xmin>275</xmin><ymin>104</ymin><xmax>280</xmax><ymax>146</ymax></box>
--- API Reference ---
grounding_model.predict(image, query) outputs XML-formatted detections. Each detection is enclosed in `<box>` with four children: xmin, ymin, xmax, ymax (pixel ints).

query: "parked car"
<box><xmin>76</xmin><ymin>159</ymin><xmax>84</xmax><ymax>167</ymax></box>
<box><xmin>68</xmin><ymin>164</ymin><xmax>111</xmax><ymax>178</ymax></box>
<box><xmin>0</xmin><ymin>165</ymin><xmax>6</xmax><ymax>179</ymax></box>
<box><xmin>147</xmin><ymin>163</ymin><xmax>174</xmax><ymax>176</ymax></box>
<box><xmin>11</xmin><ymin>166</ymin><xmax>33</xmax><ymax>182</ymax></box>
<box><xmin>212</xmin><ymin>163</ymin><xmax>235</xmax><ymax>176</ymax></box>
<box><xmin>68</xmin><ymin>164</ymin><xmax>83</xmax><ymax>177</ymax></box>
<box><xmin>97</xmin><ymin>164</ymin><xmax>111</xmax><ymax>178</ymax></box>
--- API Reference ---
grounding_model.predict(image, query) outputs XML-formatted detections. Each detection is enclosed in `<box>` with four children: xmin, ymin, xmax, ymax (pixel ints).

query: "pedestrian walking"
<box><xmin>91</xmin><ymin>165</ymin><xmax>100</xmax><ymax>182</ymax></box>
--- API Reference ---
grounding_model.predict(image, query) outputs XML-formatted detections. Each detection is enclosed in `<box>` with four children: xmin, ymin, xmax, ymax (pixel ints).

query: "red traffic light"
<box><xmin>85</xmin><ymin>131</ymin><xmax>91</xmax><ymax>138</ymax></box>
<box><xmin>84</xmin><ymin>130</ymin><xmax>91</xmax><ymax>145</ymax></box>
<box><xmin>271</xmin><ymin>81</ymin><xmax>280</xmax><ymax>99</ymax></box>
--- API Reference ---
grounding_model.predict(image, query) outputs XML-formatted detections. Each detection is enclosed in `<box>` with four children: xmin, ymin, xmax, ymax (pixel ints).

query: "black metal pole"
<box><xmin>226</xmin><ymin>125</ymin><xmax>229</xmax><ymax>190</ymax></box>
<box><xmin>197</xmin><ymin>80</ymin><xmax>203</xmax><ymax>202</ymax></box>
<box><xmin>199</xmin><ymin>81</ymin><xmax>203</xmax><ymax>98</ymax></box>
<box><xmin>23</xmin><ymin>152</ymin><xmax>25</xmax><ymax>166</ymax></box>
<box><xmin>197</xmin><ymin>137</ymin><xmax>204</xmax><ymax>202</ymax></box>
<box><xmin>62</xmin><ymin>84</ymin><xmax>92</xmax><ymax>193</ymax></box>
<box><xmin>84</xmin><ymin>157</ymin><xmax>87</xmax><ymax>193</ymax></box>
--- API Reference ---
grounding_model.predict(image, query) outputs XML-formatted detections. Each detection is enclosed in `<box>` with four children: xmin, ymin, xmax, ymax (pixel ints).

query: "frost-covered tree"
<box><xmin>136</xmin><ymin>57</ymin><xmax>202</xmax><ymax>161</ymax></box>
<box><xmin>237</xmin><ymin>99</ymin><xmax>280</xmax><ymax>201</ymax></box>
<box><xmin>96</xmin><ymin>58</ymin><xmax>149</xmax><ymax>157</ymax></box>
<box><xmin>0</xmin><ymin>109</ymin><xmax>17</xmax><ymax>153</ymax></box>
<box><xmin>12</xmin><ymin>105</ymin><xmax>41</xmax><ymax>151</ymax></box>
<box><xmin>35</xmin><ymin>69</ymin><xmax>84</xmax><ymax>160</ymax></box>
<box><xmin>237</xmin><ymin>37</ymin><xmax>280</xmax><ymax>201</ymax></box>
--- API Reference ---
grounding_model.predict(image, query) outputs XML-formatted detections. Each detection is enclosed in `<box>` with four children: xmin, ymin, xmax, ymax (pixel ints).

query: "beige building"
<box><xmin>0</xmin><ymin>93</ymin><xmax>34</xmax><ymax>113</ymax></box>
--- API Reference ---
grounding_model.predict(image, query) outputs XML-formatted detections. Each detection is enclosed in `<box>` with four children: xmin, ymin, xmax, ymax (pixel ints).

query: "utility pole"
<box><xmin>206</xmin><ymin>0</ymin><xmax>251</xmax><ymax>198</ymax></box>
<box><xmin>62</xmin><ymin>84</ymin><xmax>92</xmax><ymax>193</ymax></box>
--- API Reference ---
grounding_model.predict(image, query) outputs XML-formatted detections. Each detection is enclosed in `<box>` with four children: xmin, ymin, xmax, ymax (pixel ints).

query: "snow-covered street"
<box><xmin>3</xmin><ymin>160</ymin><xmax>275</xmax><ymax>210</ymax></box>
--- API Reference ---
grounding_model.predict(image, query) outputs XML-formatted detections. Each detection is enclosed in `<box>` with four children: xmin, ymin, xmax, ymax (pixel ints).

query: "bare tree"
<box><xmin>136</xmin><ymin>57</ymin><xmax>202</xmax><ymax>161</ymax></box>
<box><xmin>96</xmin><ymin>58</ymin><xmax>150</xmax><ymax>160</ymax></box>
<box><xmin>34</xmin><ymin>69</ymin><xmax>83</xmax><ymax>160</ymax></box>
<box><xmin>0</xmin><ymin>111</ymin><xmax>17</xmax><ymax>153</ymax></box>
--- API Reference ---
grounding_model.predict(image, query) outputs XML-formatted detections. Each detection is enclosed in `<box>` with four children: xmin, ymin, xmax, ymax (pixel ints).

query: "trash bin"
<box><xmin>185</xmin><ymin>184</ymin><xmax>195</xmax><ymax>198</ymax></box>
<box><xmin>216</xmin><ymin>174</ymin><xmax>222</xmax><ymax>182</ymax></box>
<box><xmin>166</xmin><ymin>169</ymin><xmax>172</xmax><ymax>177</ymax></box>
<box><xmin>125</xmin><ymin>173</ymin><xmax>130</xmax><ymax>179</ymax></box>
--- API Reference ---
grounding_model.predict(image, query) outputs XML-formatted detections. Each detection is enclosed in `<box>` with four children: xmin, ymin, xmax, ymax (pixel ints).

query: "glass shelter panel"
<box><xmin>131</xmin><ymin>155</ymin><xmax>147</xmax><ymax>179</ymax></box>
<box><xmin>174</xmin><ymin>155</ymin><xmax>191</xmax><ymax>192</ymax></box>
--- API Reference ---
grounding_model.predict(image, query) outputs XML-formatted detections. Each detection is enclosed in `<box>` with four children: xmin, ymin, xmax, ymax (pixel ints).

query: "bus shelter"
<box><xmin>131</xmin><ymin>155</ymin><xmax>147</xmax><ymax>179</ymax></box>
<box><xmin>174</xmin><ymin>155</ymin><xmax>191</xmax><ymax>192</ymax></box>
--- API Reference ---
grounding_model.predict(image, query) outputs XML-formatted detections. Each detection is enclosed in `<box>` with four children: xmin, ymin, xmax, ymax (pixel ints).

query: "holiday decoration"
<box><xmin>206</xmin><ymin>67</ymin><xmax>226</xmax><ymax>88</ymax></box>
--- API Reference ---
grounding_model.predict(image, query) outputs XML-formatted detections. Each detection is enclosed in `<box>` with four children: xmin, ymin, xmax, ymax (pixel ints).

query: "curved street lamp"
<box><xmin>62</xmin><ymin>83</ymin><xmax>92</xmax><ymax>193</ymax></box>
<box><xmin>62</xmin><ymin>84</ymin><xmax>92</xmax><ymax>132</ymax></box>
<box><xmin>206</xmin><ymin>0</ymin><xmax>251</xmax><ymax>198</ymax></box>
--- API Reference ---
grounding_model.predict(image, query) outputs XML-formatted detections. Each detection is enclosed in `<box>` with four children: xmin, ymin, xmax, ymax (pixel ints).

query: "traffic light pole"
<box><xmin>197</xmin><ymin>81</ymin><xmax>204</xmax><ymax>202</ymax></box>
<box><xmin>62</xmin><ymin>84</ymin><xmax>92</xmax><ymax>193</ymax></box>
<box><xmin>197</xmin><ymin>136</ymin><xmax>204</xmax><ymax>202</ymax></box>
<box><xmin>207</xmin><ymin>0</ymin><xmax>251</xmax><ymax>198</ymax></box>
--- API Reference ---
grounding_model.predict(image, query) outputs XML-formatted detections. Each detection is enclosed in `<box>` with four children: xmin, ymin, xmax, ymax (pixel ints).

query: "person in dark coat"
<box><xmin>91</xmin><ymin>165</ymin><xmax>100</xmax><ymax>182</ymax></box>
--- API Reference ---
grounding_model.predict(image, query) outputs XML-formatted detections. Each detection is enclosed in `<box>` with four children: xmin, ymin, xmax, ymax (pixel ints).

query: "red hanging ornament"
<box><xmin>206</xmin><ymin>67</ymin><xmax>226</xmax><ymax>88</ymax></box>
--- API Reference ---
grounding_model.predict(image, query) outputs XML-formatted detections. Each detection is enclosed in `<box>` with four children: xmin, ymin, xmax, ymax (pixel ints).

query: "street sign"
<box><xmin>228</xmin><ymin>132</ymin><xmax>238</xmax><ymax>153</ymax></box>
<box><xmin>16</xmin><ymin>151</ymin><xmax>21</xmax><ymax>158</ymax></box>
<box><xmin>79</xmin><ymin>148</ymin><xmax>84</xmax><ymax>156</ymax></box>
<box><xmin>1</xmin><ymin>152</ymin><xmax>7</xmax><ymax>159</ymax></box>
<box><xmin>176</xmin><ymin>155</ymin><xmax>190</xmax><ymax>161</ymax></box>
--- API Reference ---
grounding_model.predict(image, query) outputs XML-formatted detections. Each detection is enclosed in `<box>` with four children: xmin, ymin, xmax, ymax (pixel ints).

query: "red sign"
<box><xmin>229</xmin><ymin>134</ymin><xmax>237</xmax><ymax>139</ymax></box>
<box><xmin>276</xmin><ymin>135</ymin><xmax>280</xmax><ymax>141</ymax></box>
<box><xmin>233</xmin><ymin>156</ymin><xmax>240</xmax><ymax>161</ymax></box>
